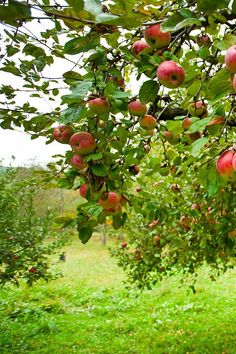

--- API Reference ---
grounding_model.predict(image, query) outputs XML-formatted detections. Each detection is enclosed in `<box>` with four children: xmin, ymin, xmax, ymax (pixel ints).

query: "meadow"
<box><xmin>0</xmin><ymin>236</ymin><xmax>235</xmax><ymax>354</ymax></box>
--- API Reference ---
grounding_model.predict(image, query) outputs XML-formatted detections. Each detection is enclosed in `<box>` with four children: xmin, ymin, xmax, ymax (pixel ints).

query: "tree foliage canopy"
<box><xmin>0</xmin><ymin>0</ymin><xmax>235</xmax><ymax>287</ymax></box>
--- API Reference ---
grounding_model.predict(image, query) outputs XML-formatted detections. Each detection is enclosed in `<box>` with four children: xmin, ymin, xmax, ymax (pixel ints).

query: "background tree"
<box><xmin>0</xmin><ymin>0</ymin><xmax>235</xmax><ymax>287</ymax></box>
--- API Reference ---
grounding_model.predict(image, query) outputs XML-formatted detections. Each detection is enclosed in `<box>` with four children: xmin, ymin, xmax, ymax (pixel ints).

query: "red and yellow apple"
<box><xmin>216</xmin><ymin>149</ymin><xmax>236</xmax><ymax>180</ymax></box>
<box><xmin>128</xmin><ymin>100</ymin><xmax>147</xmax><ymax>116</ymax></box>
<box><xmin>88</xmin><ymin>97</ymin><xmax>110</xmax><ymax>114</ymax></box>
<box><xmin>144</xmin><ymin>24</ymin><xmax>171</xmax><ymax>49</ymax></box>
<box><xmin>98</xmin><ymin>191</ymin><xmax>120</xmax><ymax>209</ymax></box>
<box><xmin>69</xmin><ymin>132</ymin><xmax>96</xmax><ymax>155</ymax></box>
<box><xmin>225</xmin><ymin>45</ymin><xmax>236</xmax><ymax>72</ymax></box>
<box><xmin>53</xmin><ymin>125</ymin><xmax>75</xmax><ymax>144</ymax></box>
<box><xmin>131</xmin><ymin>40</ymin><xmax>151</xmax><ymax>58</ymax></box>
<box><xmin>188</xmin><ymin>101</ymin><xmax>207</xmax><ymax>117</ymax></box>
<box><xmin>156</xmin><ymin>60</ymin><xmax>185</xmax><ymax>88</ymax></box>
<box><xmin>70</xmin><ymin>154</ymin><xmax>88</xmax><ymax>171</ymax></box>
<box><xmin>233</xmin><ymin>73</ymin><xmax>236</xmax><ymax>91</ymax></box>
<box><xmin>139</xmin><ymin>114</ymin><xmax>156</xmax><ymax>130</ymax></box>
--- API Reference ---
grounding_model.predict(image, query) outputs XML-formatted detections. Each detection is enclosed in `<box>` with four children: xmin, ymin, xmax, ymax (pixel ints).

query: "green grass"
<box><xmin>0</xmin><ymin>236</ymin><xmax>235</xmax><ymax>354</ymax></box>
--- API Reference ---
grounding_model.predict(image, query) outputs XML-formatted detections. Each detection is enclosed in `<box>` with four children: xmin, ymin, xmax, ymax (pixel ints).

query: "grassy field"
<box><xmin>0</xmin><ymin>236</ymin><xmax>235</xmax><ymax>354</ymax></box>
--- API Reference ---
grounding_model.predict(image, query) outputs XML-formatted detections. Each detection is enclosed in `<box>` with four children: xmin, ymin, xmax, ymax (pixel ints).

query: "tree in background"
<box><xmin>0</xmin><ymin>167</ymin><xmax>67</xmax><ymax>286</ymax></box>
<box><xmin>0</xmin><ymin>0</ymin><xmax>235</xmax><ymax>287</ymax></box>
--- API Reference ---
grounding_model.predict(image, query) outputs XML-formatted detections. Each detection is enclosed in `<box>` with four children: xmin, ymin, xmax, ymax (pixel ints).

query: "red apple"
<box><xmin>156</xmin><ymin>60</ymin><xmax>185</xmax><ymax>88</ymax></box>
<box><xmin>53</xmin><ymin>125</ymin><xmax>75</xmax><ymax>144</ymax></box>
<box><xmin>216</xmin><ymin>149</ymin><xmax>236</xmax><ymax>180</ymax></box>
<box><xmin>225</xmin><ymin>45</ymin><xmax>236</xmax><ymax>73</ymax></box>
<box><xmin>121</xmin><ymin>241</ymin><xmax>127</xmax><ymax>248</ymax></box>
<box><xmin>144</xmin><ymin>24</ymin><xmax>171</xmax><ymax>49</ymax></box>
<box><xmin>69</xmin><ymin>132</ymin><xmax>96</xmax><ymax>155</ymax></box>
<box><xmin>188</xmin><ymin>101</ymin><xmax>207</xmax><ymax>117</ymax></box>
<box><xmin>197</xmin><ymin>35</ymin><xmax>211</xmax><ymax>47</ymax></box>
<box><xmin>182</xmin><ymin>117</ymin><xmax>192</xmax><ymax>130</ymax></box>
<box><xmin>98</xmin><ymin>191</ymin><xmax>120</xmax><ymax>209</ymax></box>
<box><xmin>233</xmin><ymin>73</ymin><xmax>236</xmax><ymax>91</ymax></box>
<box><xmin>139</xmin><ymin>114</ymin><xmax>156</xmax><ymax>130</ymax></box>
<box><xmin>128</xmin><ymin>100</ymin><xmax>147</xmax><ymax>116</ymax></box>
<box><xmin>79</xmin><ymin>183</ymin><xmax>89</xmax><ymax>198</ymax></box>
<box><xmin>233</xmin><ymin>154</ymin><xmax>236</xmax><ymax>172</ymax></box>
<box><xmin>131</xmin><ymin>40</ymin><xmax>151</xmax><ymax>58</ymax></box>
<box><xmin>88</xmin><ymin>97</ymin><xmax>110</xmax><ymax>114</ymax></box>
<box><xmin>70</xmin><ymin>154</ymin><xmax>88</xmax><ymax>171</ymax></box>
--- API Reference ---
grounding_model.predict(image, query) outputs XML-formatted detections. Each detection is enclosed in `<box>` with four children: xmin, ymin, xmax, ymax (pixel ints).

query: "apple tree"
<box><xmin>0</xmin><ymin>0</ymin><xmax>235</xmax><ymax>287</ymax></box>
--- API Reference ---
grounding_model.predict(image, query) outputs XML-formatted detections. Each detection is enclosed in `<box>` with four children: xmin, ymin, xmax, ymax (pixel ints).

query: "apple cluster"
<box><xmin>53</xmin><ymin>122</ymin><xmax>122</xmax><ymax>215</ymax></box>
<box><xmin>131</xmin><ymin>24</ymin><xmax>185</xmax><ymax>89</ymax></box>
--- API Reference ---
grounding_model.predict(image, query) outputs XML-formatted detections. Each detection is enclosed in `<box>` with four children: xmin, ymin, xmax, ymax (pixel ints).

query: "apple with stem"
<box><xmin>144</xmin><ymin>24</ymin><xmax>171</xmax><ymax>49</ymax></box>
<box><xmin>188</xmin><ymin>101</ymin><xmax>207</xmax><ymax>117</ymax></box>
<box><xmin>98</xmin><ymin>191</ymin><xmax>120</xmax><ymax>209</ymax></box>
<box><xmin>156</xmin><ymin>60</ymin><xmax>185</xmax><ymax>88</ymax></box>
<box><xmin>70</xmin><ymin>132</ymin><xmax>96</xmax><ymax>155</ymax></box>
<box><xmin>53</xmin><ymin>125</ymin><xmax>75</xmax><ymax>144</ymax></box>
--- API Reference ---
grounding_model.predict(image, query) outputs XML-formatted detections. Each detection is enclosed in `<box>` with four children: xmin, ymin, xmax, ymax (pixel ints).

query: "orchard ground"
<box><xmin>0</xmin><ymin>235</ymin><xmax>235</xmax><ymax>354</ymax></box>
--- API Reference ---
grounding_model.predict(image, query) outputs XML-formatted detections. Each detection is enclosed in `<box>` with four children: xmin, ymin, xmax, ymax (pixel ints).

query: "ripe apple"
<box><xmin>69</xmin><ymin>132</ymin><xmax>96</xmax><ymax>155</ymax></box>
<box><xmin>233</xmin><ymin>154</ymin><xmax>236</xmax><ymax>171</ymax></box>
<box><xmin>197</xmin><ymin>35</ymin><xmax>211</xmax><ymax>47</ymax></box>
<box><xmin>233</xmin><ymin>73</ymin><xmax>236</xmax><ymax>91</ymax></box>
<box><xmin>121</xmin><ymin>241</ymin><xmax>127</xmax><ymax>248</ymax></box>
<box><xmin>188</xmin><ymin>101</ymin><xmax>207</xmax><ymax>117</ymax></box>
<box><xmin>88</xmin><ymin>97</ymin><xmax>110</xmax><ymax>114</ymax></box>
<box><xmin>216</xmin><ymin>149</ymin><xmax>236</xmax><ymax>180</ymax></box>
<box><xmin>53</xmin><ymin>125</ymin><xmax>75</xmax><ymax>144</ymax></box>
<box><xmin>70</xmin><ymin>154</ymin><xmax>88</xmax><ymax>171</ymax></box>
<box><xmin>139</xmin><ymin>114</ymin><xmax>156</xmax><ymax>130</ymax></box>
<box><xmin>182</xmin><ymin>117</ymin><xmax>192</xmax><ymax>130</ymax></box>
<box><xmin>144</xmin><ymin>24</ymin><xmax>171</xmax><ymax>49</ymax></box>
<box><xmin>98</xmin><ymin>191</ymin><xmax>120</xmax><ymax>209</ymax></box>
<box><xmin>131</xmin><ymin>40</ymin><xmax>151</xmax><ymax>58</ymax></box>
<box><xmin>225</xmin><ymin>45</ymin><xmax>236</xmax><ymax>72</ymax></box>
<box><xmin>156</xmin><ymin>60</ymin><xmax>185</xmax><ymax>88</ymax></box>
<box><xmin>128</xmin><ymin>100</ymin><xmax>147</xmax><ymax>116</ymax></box>
<box><xmin>79</xmin><ymin>183</ymin><xmax>89</xmax><ymax>198</ymax></box>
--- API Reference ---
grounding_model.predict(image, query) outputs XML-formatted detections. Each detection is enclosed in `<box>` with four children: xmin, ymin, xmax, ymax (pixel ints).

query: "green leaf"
<box><xmin>78</xmin><ymin>226</ymin><xmax>93</xmax><ymax>243</ymax></box>
<box><xmin>85</xmin><ymin>152</ymin><xmax>103</xmax><ymax>161</ymax></box>
<box><xmin>95</xmin><ymin>13</ymin><xmax>119</xmax><ymax>24</ymax></box>
<box><xmin>91</xmin><ymin>164</ymin><xmax>108</xmax><ymax>177</ymax></box>
<box><xmin>0</xmin><ymin>65</ymin><xmax>21</xmax><ymax>76</ymax></box>
<box><xmin>66</xmin><ymin>0</ymin><xmax>84</xmax><ymax>11</ymax></box>
<box><xmin>187</xmin><ymin>117</ymin><xmax>212</xmax><ymax>133</ymax></box>
<box><xmin>23</xmin><ymin>44</ymin><xmax>45</xmax><ymax>58</ymax></box>
<box><xmin>59</xmin><ymin>107</ymin><xmax>86</xmax><ymax>123</ymax></box>
<box><xmin>61</xmin><ymin>81</ymin><xmax>93</xmax><ymax>104</ymax></box>
<box><xmin>84</xmin><ymin>0</ymin><xmax>102</xmax><ymax>16</ymax></box>
<box><xmin>233</xmin><ymin>0</ymin><xmax>236</xmax><ymax>14</ymax></box>
<box><xmin>190</xmin><ymin>137</ymin><xmax>209</xmax><ymax>156</ymax></box>
<box><xmin>139</xmin><ymin>80</ymin><xmax>159</xmax><ymax>103</ymax></box>
<box><xmin>215</xmin><ymin>34</ymin><xmax>236</xmax><ymax>50</ymax></box>
<box><xmin>207</xmin><ymin>68</ymin><xmax>234</xmax><ymax>103</ymax></box>
<box><xmin>161</xmin><ymin>11</ymin><xmax>202</xmax><ymax>32</ymax></box>
<box><xmin>197</xmin><ymin>0</ymin><xmax>229</xmax><ymax>12</ymax></box>
<box><xmin>64</xmin><ymin>36</ymin><xmax>100</xmax><ymax>55</ymax></box>
<box><xmin>0</xmin><ymin>1</ymin><xmax>31</xmax><ymax>24</ymax></box>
